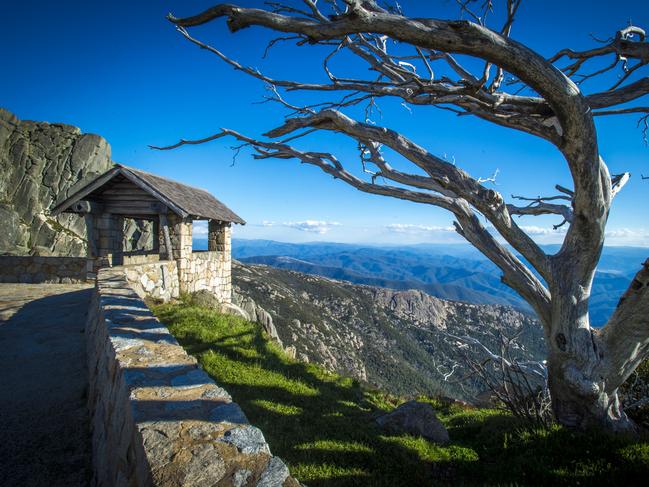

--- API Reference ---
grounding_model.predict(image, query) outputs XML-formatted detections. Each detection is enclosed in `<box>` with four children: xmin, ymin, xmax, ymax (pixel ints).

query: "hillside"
<box><xmin>240</xmin><ymin>254</ymin><xmax>524</xmax><ymax>308</ymax></box>
<box><xmin>153</xmin><ymin>299</ymin><xmax>649</xmax><ymax>487</ymax></box>
<box><xmin>232</xmin><ymin>261</ymin><xmax>546</xmax><ymax>401</ymax></box>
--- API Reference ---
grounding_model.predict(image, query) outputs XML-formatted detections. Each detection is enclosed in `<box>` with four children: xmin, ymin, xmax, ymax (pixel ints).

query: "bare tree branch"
<box><xmin>507</xmin><ymin>193</ymin><xmax>573</xmax><ymax>227</ymax></box>
<box><xmin>601</xmin><ymin>259</ymin><xmax>649</xmax><ymax>393</ymax></box>
<box><xmin>160</xmin><ymin>1</ymin><xmax>649</xmax><ymax>432</ymax></box>
<box><xmin>443</xmin><ymin>330</ymin><xmax>553</xmax><ymax>426</ymax></box>
<box><xmin>152</xmin><ymin>119</ymin><xmax>552</xmax><ymax>322</ymax></box>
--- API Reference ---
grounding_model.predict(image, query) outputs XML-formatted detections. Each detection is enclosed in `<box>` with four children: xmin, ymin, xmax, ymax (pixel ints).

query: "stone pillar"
<box><xmin>221</xmin><ymin>224</ymin><xmax>232</xmax><ymax>303</ymax></box>
<box><xmin>94</xmin><ymin>213</ymin><xmax>123</xmax><ymax>267</ymax></box>
<box><xmin>208</xmin><ymin>221</ymin><xmax>232</xmax><ymax>303</ymax></box>
<box><xmin>168</xmin><ymin>214</ymin><xmax>193</xmax><ymax>293</ymax></box>
<box><xmin>208</xmin><ymin>220</ymin><xmax>227</xmax><ymax>251</ymax></box>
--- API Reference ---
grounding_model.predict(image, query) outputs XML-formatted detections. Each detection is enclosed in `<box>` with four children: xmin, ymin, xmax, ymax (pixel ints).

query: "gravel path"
<box><xmin>0</xmin><ymin>284</ymin><xmax>93</xmax><ymax>487</ymax></box>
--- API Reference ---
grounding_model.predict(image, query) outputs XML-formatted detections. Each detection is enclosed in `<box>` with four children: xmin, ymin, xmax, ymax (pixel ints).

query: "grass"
<box><xmin>152</xmin><ymin>300</ymin><xmax>649</xmax><ymax>486</ymax></box>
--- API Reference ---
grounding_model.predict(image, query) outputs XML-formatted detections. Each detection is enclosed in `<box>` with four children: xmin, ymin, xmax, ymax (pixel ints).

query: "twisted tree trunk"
<box><xmin>546</xmin><ymin>259</ymin><xmax>649</xmax><ymax>431</ymax></box>
<box><xmin>546</xmin><ymin>322</ymin><xmax>632</xmax><ymax>431</ymax></box>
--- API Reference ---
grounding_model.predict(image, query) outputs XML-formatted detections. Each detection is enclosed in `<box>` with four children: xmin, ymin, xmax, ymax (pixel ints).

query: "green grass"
<box><xmin>152</xmin><ymin>301</ymin><xmax>649</xmax><ymax>486</ymax></box>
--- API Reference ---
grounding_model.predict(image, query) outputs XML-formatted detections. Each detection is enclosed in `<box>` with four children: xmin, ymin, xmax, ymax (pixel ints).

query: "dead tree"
<box><xmin>157</xmin><ymin>1</ymin><xmax>649</xmax><ymax>432</ymax></box>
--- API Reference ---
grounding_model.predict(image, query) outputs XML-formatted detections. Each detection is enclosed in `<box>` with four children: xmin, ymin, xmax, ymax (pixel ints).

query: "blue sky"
<box><xmin>2</xmin><ymin>0</ymin><xmax>649</xmax><ymax>246</ymax></box>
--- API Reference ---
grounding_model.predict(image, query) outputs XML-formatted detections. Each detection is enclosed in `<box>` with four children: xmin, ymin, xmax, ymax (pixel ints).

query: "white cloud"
<box><xmin>192</xmin><ymin>220</ymin><xmax>209</xmax><ymax>236</ymax></box>
<box><xmin>605</xmin><ymin>228</ymin><xmax>649</xmax><ymax>246</ymax></box>
<box><xmin>501</xmin><ymin>225</ymin><xmax>648</xmax><ymax>246</ymax></box>
<box><xmin>285</xmin><ymin>221</ymin><xmax>342</xmax><ymax>234</ymax></box>
<box><xmin>262</xmin><ymin>220</ymin><xmax>342</xmax><ymax>234</ymax></box>
<box><xmin>386</xmin><ymin>223</ymin><xmax>456</xmax><ymax>234</ymax></box>
<box><xmin>606</xmin><ymin>228</ymin><xmax>646</xmax><ymax>238</ymax></box>
<box><xmin>517</xmin><ymin>225</ymin><xmax>567</xmax><ymax>236</ymax></box>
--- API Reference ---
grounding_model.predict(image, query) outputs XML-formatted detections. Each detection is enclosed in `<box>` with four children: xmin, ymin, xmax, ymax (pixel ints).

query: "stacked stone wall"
<box><xmin>183</xmin><ymin>250</ymin><xmax>232</xmax><ymax>303</ymax></box>
<box><xmin>86</xmin><ymin>267</ymin><xmax>298</xmax><ymax>486</ymax></box>
<box><xmin>162</xmin><ymin>217</ymin><xmax>233</xmax><ymax>303</ymax></box>
<box><xmin>0</xmin><ymin>255</ymin><xmax>90</xmax><ymax>283</ymax></box>
<box><xmin>121</xmin><ymin>253</ymin><xmax>160</xmax><ymax>266</ymax></box>
<box><xmin>123</xmin><ymin>260</ymin><xmax>180</xmax><ymax>302</ymax></box>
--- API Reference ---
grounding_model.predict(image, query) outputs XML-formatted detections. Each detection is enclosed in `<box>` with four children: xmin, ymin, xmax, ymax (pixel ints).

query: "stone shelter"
<box><xmin>51</xmin><ymin>164</ymin><xmax>245</xmax><ymax>303</ymax></box>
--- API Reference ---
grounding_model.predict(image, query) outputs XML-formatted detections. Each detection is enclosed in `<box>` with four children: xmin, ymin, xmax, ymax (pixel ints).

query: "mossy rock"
<box><xmin>188</xmin><ymin>289</ymin><xmax>221</xmax><ymax>309</ymax></box>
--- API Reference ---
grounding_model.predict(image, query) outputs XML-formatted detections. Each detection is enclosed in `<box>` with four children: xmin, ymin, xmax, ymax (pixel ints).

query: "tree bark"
<box><xmin>547</xmin><ymin>358</ymin><xmax>635</xmax><ymax>432</ymax></box>
<box><xmin>545</xmin><ymin>259</ymin><xmax>649</xmax><ymax>432</ymax></box>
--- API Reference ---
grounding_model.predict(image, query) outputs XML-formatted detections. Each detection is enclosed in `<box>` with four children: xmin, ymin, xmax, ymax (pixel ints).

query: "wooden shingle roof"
<box><xmin>51</xmin><ymin>164</ymin><xmax>245</xmax><ymax>224</ymax></box>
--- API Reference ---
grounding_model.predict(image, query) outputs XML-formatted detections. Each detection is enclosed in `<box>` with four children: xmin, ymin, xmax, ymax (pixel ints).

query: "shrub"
<box><xmin>621</xmin><ymin>359</ymin><xmax>649</xmax><ymax>429</ymax></box>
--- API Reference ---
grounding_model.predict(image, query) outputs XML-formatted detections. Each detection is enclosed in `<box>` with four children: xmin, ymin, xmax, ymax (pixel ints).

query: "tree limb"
<box><xmin>152</xmin><ymin>123</ymin><xmax>551</xmax><ymax>323</ymax></box>
<box><xmin>264</xmin><ymin>109</ymin><xmax>551</xmax><ymax>279</ymax></box>
<box><xmin>168</xmin><ymin>2</ymin><xmax>607</xmax><ymax>288</ymax></box>
<box><xmin>601</xmin><ymin>259</ymin><xmax>649</xmax><ymax>392</ymax></box>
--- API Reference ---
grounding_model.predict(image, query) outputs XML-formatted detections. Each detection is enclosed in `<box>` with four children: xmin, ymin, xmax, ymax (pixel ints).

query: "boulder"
<box><xmin>190</xmin><ymin>289</ymin><xmax>221</xmax><ymax>309</ymax></box>
<box><xmin>232</xmin><ymin>292</ymin><xmax>258</xmax><ymax>322</ymax></box>
<box><xmin>284</xmin><ymin>346</ymin><xmax>297</xmax><ymax>360</ymax></box>
<box><xmin>190</xmin><ymin>291</ymin><xmax>249</xmax><ymax>319</ymax></box>
<box><xmin>256</xmin><ymin>308</ymin><xmax>281</xmax><ymax>344</ymax></box>
<box><xmin>376</xmin><ymin>400</ymin><xmax>449</xmax><ymax>444</ymax></box>
<box><xmin>220</xmin><ymin>302</ymin><xmax>250</xmax><ymax>321</ymax></box>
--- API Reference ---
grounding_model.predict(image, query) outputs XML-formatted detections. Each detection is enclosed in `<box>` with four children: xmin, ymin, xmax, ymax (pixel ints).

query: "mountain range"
<box><xmin>224</xmin><ymin>239</ymin><xmax>646</xmax><ymax>326</ymax></box>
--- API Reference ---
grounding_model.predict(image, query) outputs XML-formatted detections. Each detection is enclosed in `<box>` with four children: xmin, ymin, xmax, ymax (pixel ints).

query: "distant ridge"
<box><xmin>240</xmin><ymin>254</ymin><xmax>527</xmax><ymax>309</ymax></box>
<box><xmin>223</xmin><ymin>239</ymin><xmax>646</xmax><ymax>326</ymax></box>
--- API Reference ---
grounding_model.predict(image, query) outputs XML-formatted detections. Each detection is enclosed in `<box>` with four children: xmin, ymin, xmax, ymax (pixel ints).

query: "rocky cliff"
<box><xmin>0</xmin><ymin>108</ymin><xmax>151</xmax><ymax>256</ymax></box>
<box><xmin>233</xmin><ymin>261</ymin><xmax>546</xmax><ymax>401</ymax></box>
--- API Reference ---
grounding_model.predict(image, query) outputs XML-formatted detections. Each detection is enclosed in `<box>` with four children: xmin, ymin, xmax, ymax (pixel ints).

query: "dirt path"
<box><xmin>0</xmin><ymin>284</ymin><xmax>93</xmax><ymax>487</ymax></box>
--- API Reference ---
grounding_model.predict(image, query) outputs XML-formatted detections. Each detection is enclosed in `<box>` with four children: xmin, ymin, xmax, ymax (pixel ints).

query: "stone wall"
<box><xmin>162</xmin><ymin>216</ymin><xmax>233</xmax><ymax>303</ymax></box>
<box><xmin>121</xmin><ymin>252</ymin><xmax>160</xmax><ymax>267</ymax></box>
<box><xmin>123</xmin><ymin>260</ymin><xmax>180</xmax><ymax>302</ymax></box>
<box><xmin>0</xmin><ymin>255</ymin><xmax>90</xmax><ymax>283</ymax></box>
<box><xmin>86</xmin><ymin>267</ymin><xmax>299</xmax><ymax>487</ymax></box>
<box><xmin>183</xmin><ymin>251</ymin><xmax>232</xmax><ymax>303</ymax></box>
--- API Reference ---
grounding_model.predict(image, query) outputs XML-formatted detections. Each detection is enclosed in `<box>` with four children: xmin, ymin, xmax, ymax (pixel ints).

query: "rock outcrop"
<box><xmin>0</xmin><ymin>108</ymin><xmax>153</xmax><ymax>256</ymax></box>
<box><xmin>233</xmin><ymin>290</ymin><xmax>284</xmax><ymax>348</ymax></box>
<box><xmin>0</xmin><ymin>108</ymin><xmax>111</xmax><ymax>255</ymax></box>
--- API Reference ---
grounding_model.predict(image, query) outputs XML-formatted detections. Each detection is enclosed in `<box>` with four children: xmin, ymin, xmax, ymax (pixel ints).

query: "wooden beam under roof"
<box><xmin>50</xmin><ymin>167</ymin><xmax>121</xmax><ymax>216</ymax></box>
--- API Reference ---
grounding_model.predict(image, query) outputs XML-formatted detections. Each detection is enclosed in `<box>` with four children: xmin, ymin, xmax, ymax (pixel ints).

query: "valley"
<box><xmin>232</xmin><ymin>260</ymin><xmax>546</xmax><ymax>401</ymax></box>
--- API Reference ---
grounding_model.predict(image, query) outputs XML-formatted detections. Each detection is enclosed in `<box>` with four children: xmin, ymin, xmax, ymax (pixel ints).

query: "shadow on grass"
<box><xmin>152</xmin><ymin>303</ymin><xmax>649</xmax><ymax>487</ymax></box>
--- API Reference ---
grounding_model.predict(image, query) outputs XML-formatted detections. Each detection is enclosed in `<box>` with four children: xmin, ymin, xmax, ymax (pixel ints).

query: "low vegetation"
<box><xmin>622</xmin><ymin>359</ymin><xmax>649</xmax><ymax>430</ymax></box>
<box><xmin>152</xmin><ymin>299</ymin><xmax>649</xmax><ymax>486</ymax></box>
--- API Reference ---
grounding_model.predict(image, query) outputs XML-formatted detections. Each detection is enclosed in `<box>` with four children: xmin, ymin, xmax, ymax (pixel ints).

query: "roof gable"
<box><xmin>51</xmin><ymin>164</ymin><xmax>245</xmax><ymax>224</ymax></box>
